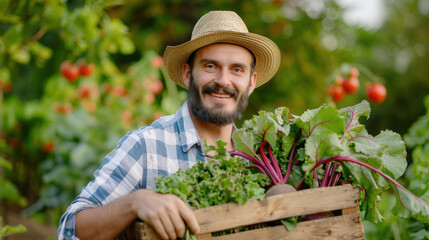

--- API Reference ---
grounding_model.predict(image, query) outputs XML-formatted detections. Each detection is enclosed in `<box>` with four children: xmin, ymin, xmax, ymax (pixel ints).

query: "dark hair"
<box><xmin>186</xmin><ymin>45</ymin><xmax>256</xmax><ymax>73</ymax></box>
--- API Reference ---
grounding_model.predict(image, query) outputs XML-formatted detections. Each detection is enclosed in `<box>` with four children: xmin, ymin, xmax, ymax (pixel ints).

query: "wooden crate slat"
<box><xmin>342</xmin><ymin>206</ymin><xmax>360</xmax><ymax>215</ymax></box>
<box><xmin>126</xmin><ymin>212</ymin><xmax>364</xmax><ymax>240</ymax></box>
<box><xmin>195</xmin><ymin>184</ymin><xmax>359</xmax><ymax>234</ymax></box>
<box><xmin>207</xmin><ymin>213</ymin><xmax>364</xmax><ymax>240</ymax></box>
<box><xmin>118</xmin><ymin>184</ymin><xmax>363</xmax><ymax>240</ymax></box>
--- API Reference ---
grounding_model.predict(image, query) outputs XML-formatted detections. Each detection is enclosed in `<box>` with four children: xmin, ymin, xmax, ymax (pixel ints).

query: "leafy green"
<box><xmin>280</xmin><ymin>218</ymin><xmax>298</xmax><ymax>231</ymax></box>
<box><xmin>154</xmin><ymin>141</ymin><xmax>270</xmax><ymax>238</ymax></box>
<box><xmin>231</xmin><ymin>100</ymin><xmax>429</xmax><ymax>224</ymax></box>
<box><xmin>365</xmin><ymin>95</ymin><xmax>429</xmax><ymax>239</ymax></box>
<box><xmin>154</xmin><ymin>141</ymin><xmax>270</xmax><ymax>209</ymax></box>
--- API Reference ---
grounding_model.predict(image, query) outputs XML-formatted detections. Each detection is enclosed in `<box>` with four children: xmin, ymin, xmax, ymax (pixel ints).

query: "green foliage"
<box><xmin>364</xmin><ymin>94</ymin><xmax>429</xmax><ymax>239</ymax></box>
<box><xmin>0</xmin><ymin>217</ymin><xmax>27</xmax><ymax>239</ymax></box>
<box><xmin>1</xmin><ymin>1</ymin><xmax>187</xmax><ymax>226</ymax></box>
<box><xmin>349</xmin><ymin>0</ymin><xmax>429</xmax><ymax>135</ymax></box>
<box><xmin>0</xmin><ymin>142</ymin><xmax>27</xmax><ymax>239</ymax></box>
<box><xmin>232</xmin><ymin>100</ymin><xmax>429</xmax><ymax>224</ymax></box>
<box><xmin>154</xmin><ymin>141</ymin><xmax>270</xmax><ymax>238</ymax></box>
<box><xmin>154</xmin><ymin>150</ymin><xmax>270</xmax><ymax>209</ymax></box>
<box><xmin>0</xmin><ymin>157</ymin><xmax>27</xmax><ymax>206</ymax></box>
<box><xmin>19</xmin><ymin>50</ymin><xmax>186</xmax><ymax>219</ymax></box>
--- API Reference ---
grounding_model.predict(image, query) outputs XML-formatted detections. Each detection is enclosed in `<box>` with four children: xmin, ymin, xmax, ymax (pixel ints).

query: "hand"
<box><xmin>132</xmin><ymin>190</ymin><xmax>200</xmax><ymax>239</ymax></box>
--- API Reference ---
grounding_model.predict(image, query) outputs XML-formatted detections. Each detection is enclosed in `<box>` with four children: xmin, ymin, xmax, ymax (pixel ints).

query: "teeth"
<box><xmin>211</xmin><ymin>93</ymin><xmax>230</xmax><ymax>98</ymax></box>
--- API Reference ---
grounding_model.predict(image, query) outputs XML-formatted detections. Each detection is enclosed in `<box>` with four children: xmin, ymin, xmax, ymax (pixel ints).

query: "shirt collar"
<box><xmin>176</xmin><ymin>100</ymin><xmax>201</xmax><ymax>152</ymax></box>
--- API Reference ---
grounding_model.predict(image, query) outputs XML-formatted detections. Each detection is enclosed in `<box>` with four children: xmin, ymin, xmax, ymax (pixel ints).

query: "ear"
<box><xmin>182</xmin><ymin>63</ymin><xmax>191</xmax><ymax>89</ymax></box>
<box><xmin>248</xmin><ymin>72</ymin><xmax>257</xmax><ymax>95</ymax></box>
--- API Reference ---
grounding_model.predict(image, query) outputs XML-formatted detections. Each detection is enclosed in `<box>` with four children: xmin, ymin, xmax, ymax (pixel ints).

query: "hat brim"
<box><xmin>163</xmin><ymin>31</ymin><xmax>281</xmax><ymax>88</ymax></box>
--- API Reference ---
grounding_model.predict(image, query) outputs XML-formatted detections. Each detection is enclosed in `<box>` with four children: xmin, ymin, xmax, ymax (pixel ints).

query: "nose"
<box><xmin>214</xmin><ymin>69</ymin><xmax>229</xmax><ymax>87</ymax></box>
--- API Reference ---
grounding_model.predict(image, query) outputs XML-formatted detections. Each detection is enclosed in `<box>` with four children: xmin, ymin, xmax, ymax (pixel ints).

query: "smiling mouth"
<box><xmin>210</xmin><ymin>93</ymin><xmax>231</xmax><ymax>98</ymax></box>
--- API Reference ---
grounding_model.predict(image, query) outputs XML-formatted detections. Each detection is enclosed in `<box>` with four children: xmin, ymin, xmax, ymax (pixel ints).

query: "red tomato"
<box><xmin>60</xmin><ymin>61</ymin><xmax>79</xmax><ymax>82</ymax></box>
<box><xmin>342</xmin><ymin>77</ymin><xmax>360</xmax><ymax>94</ymax></box>
<box><xmin>328</xmin><ymin>85</ymin><xmax>345</xmax><ymax>102</ymax></box>
<box><xmin>79</xmin><ymin>63</ymin><xmax>95</xmax><ymax>76</ymax></box>
<box><xmin>149</xmin><ymin>81</ymin><xmax>163</xmax><ymax>95</ymax></box>
<box><xmin>112</xmin><ymin>86</ymin><xmax>126</xmax><ymax>97</ymax></box>
<box><xmin>42</xmin><ymin>141</ymin><xmax>55</xmax><ymax>153</ymax></box>
<box><xmin>349</xmin><ymin>67</ymin><xmax>359</xmax><ymax>78</ymax></box>
<box><xmin>151</xmin><ymin>56</ymin><xmax>164</xmax><ymax>68</ymax></box>
<box><xmin>77</xmin><ymin>86</ymin><xmax>91</xmax><ymax>99</ymax></box>
<box><xmin>366</xmin><ymin>83</ymin><xmax>386</xmax><ymax>104</ymax></box>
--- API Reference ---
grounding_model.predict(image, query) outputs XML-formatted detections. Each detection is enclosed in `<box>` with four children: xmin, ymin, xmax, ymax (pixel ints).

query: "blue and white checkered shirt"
<box><xmin>57</xmin><ymin>101</ymin><xmax>207</xmax><ymax>240</ymax></box>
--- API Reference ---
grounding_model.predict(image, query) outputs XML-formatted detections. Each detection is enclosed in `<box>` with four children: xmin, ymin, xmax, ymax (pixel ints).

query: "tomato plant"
<box><xmin>325</xmin><ymin>64</ymin><xmax>389</xmax><ymax>106</ymax></box>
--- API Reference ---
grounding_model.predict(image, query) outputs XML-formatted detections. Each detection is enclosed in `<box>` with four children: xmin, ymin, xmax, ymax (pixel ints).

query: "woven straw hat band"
<box><xmin>163</xmin><ymin>11</ymin><xmax>281</xmax><ymax>88</ymax></box>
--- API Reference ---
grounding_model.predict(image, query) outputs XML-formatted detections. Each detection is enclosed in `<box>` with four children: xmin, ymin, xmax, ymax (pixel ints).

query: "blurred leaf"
<box><xmin>70</xmin><ymin>143</ymin><xmax>95</xmax><ymax>168</ymax></box>
<box><xmin>3</xmin><ymin>23</ymin><xmax>24</xmax><ymax>45</ymax></box>
<box><xmin>0</xmin><ymin>178</ymin><xmax>28</xmax><ymax>207</ymax></box>
<box><xmin>119</xmin><ymin>37</ymin><xmax>135</xmax><ymax>54</ymax></box>
<box><xmin>29</xmin><ymin>41</ymin><xmax>53</xmax><ymax>60</ymax></box>
<box><xmin>11</xmin><ymin>48</ymin><xmax>31</xmax><ymax>64</ymax></box>
<box><xmin>0</xmin><ymin>220</ymin><xmax>27</xmax><ymax>238</ymax></box>
<box><xmin>0</xmin><ymin>156</ymin><xmax>12</xmax><ymax>170</ymax></box>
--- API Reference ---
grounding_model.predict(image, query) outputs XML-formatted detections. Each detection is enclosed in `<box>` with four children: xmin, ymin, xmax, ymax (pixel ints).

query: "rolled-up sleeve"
<box><xmin>57</xmin><ymin>131</ymin><xmax>145</xmax><ymax>240</ymax></box>
<box><xmin>57</xmin><ymin>101</ymin><xmax>203</xmax><ymax>240</ymax></box>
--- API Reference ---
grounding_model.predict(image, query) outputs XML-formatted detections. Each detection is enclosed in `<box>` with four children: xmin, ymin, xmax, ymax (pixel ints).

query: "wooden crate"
<box><xmin>119</xmin><ymin>184</ymin><xmax>364</xmax><ymax>239</ymax></box>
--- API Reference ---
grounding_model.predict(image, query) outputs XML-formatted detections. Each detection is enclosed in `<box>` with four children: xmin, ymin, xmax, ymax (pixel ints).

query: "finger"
<box><xmin>151</xmin><ymin>217</ymin><xmax>169</xmax><ymax>240</ymax></box>
<box><xmin>167</xmin><ymin>206</ymin><xmax>186</xmax><ymax>238</ymax></box>
<box><xmin>177</xmin><ymin>200</ymin><xmax>200</xmax><ymax>234</ymax></box>
<box><xmin>159</xmin><ymin>211</ymin><xmax>177</xmax><ymax>240</ymax></box>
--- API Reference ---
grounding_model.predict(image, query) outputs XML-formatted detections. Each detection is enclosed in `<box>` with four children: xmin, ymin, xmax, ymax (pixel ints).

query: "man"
<box><xmin>58</xmin><ymin>10</ymin><xmax>280</xmax><ymax>240</ymax></box>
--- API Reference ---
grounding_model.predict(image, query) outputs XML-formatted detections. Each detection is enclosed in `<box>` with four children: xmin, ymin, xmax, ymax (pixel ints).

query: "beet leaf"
<box><xmin>231</xmin><ymin>100</ymin><xmax>429</xmax><ymax>224</ymax></box>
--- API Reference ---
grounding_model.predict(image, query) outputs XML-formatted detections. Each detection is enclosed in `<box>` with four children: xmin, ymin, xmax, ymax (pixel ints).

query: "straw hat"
<box><xmin>163</xmin><ymin>11</ymin><xmax>281</xmax><ymax>88</ymax></box>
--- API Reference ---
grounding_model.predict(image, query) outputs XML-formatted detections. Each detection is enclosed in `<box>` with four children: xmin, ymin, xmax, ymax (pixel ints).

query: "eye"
<box><xmin>205</xmin><ymin>64</ymin><xmax>216</xmax><ymax>69</ymax></box>
<box><xmin>232</xmin><ymin>67</ymin><xmax>244</xmax><ymax>73</ymax></box>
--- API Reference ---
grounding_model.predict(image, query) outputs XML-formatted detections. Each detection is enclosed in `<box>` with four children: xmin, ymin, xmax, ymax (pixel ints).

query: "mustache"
<box><xmin>202</xmin><ymin>83</ymin><xmax>238</xmax><ymax>99</ymax></box>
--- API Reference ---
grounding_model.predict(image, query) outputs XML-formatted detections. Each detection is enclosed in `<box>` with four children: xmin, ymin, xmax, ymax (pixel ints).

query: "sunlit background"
<box><xmin>1</xmin><ymin>0</ymin><xmax>428</xmax><ymax>239</ymax></box>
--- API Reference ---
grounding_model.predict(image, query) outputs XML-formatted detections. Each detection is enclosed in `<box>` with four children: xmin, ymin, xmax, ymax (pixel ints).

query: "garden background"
<box><xmin>1</xmin><ymin>0</ymin><xmax>429</xmax><ymax>239</ymax></box>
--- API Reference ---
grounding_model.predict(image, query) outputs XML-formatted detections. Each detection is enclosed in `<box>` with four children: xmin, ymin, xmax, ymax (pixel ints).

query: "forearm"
<box><xmin>75</xmin><ymin>188</ymin><xmax>200</xmax><ymax>240</ymax></box>
<box><xmin>75</xmin><ymin>190</ymin><xmax>147</xmax><ymax>240</ymax></box>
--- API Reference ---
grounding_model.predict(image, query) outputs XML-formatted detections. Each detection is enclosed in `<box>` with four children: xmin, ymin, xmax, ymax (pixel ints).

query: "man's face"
<box><xmin>183</xmin><ymin>43</ymin><xmax>257</xmax><ymax>126</ymax></box>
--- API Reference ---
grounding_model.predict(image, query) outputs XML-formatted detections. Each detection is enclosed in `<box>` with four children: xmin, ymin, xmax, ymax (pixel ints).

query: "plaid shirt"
<box><xmin>57</xmin><ymin>101</ymin><xmax>207</xmax><ymax>240</ymax></box>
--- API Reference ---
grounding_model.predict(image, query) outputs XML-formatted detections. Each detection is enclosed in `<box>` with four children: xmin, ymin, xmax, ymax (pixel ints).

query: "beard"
<box><xmin>187</xmin><ymin>74</ymin><xmax>251</xmax><ymax>126</ymax></box>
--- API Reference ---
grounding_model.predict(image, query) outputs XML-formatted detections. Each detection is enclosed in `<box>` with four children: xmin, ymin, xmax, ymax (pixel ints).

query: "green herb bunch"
<box><xmin>154</xmin><ymin>140</ymin><xmax>270</xmax><ymax>209</ymax></box>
